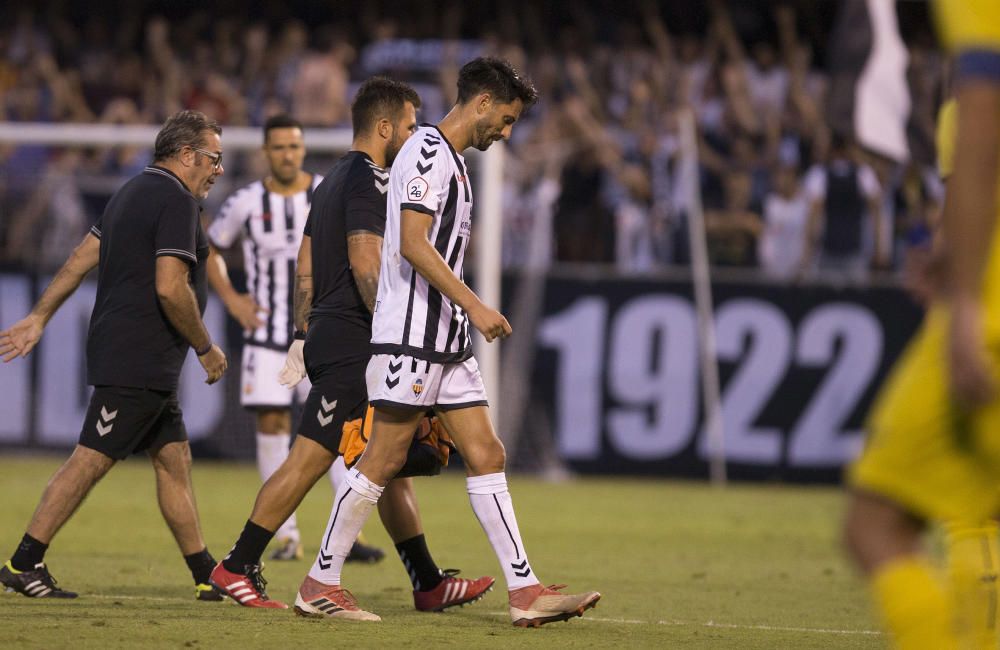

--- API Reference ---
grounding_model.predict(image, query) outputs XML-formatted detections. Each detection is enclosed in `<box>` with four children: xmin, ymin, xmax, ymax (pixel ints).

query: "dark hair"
<box><xmin>456</xmin><ymin>57</ymin><xmax>538</xmax><ymax>108</ymax></box>
<box><xmin>263</xmin><ymin>114</ymin><xmax>304</xmax><ymax>143</ymax></box>
<box><xmin>351</xmin><ymin>77</ymin><xmax>422</xmax><ymax>138</ymax></box>
<box><xmin>153</xmin><ymin>110</ymin><xmax>222</xmax><ymax>162</ymax></box>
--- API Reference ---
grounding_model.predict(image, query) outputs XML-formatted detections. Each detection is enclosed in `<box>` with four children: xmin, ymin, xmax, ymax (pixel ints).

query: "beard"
<box><xmin>273</xmin><ymin>168</ymin><xmax>298</xmax><ymax>184</ymax></box>
<box><xmin>473</xmin><ymin>122</ymin><xmax>494</xmax><ymax>151</ymax></box>
<box><xmin>386</xmin><ymin>133</ymin><xmax>408</xmax><ymax>167</ymax></box>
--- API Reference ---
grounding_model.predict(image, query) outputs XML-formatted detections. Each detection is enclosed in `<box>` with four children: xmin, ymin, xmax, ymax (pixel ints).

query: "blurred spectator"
<box><xmin>4</xmin><ymin>149</ymin><xmax>87</xmax><ymax>270</ymax></box>
<box><xmin>291</xmin><ymin>26</ymin><xmax>352</xmax><ymax>127</ymax></box>
<box><xmin>553</xmin><ymin>144</ymin><xmax>614</xmax><ymax>264</ymax></box>
<box><xmin>803</xmin><ymin>134</ymin><xmax>886</xmax><ymax>281</ymax></box>
<box><xmin>0</xmin><ymin>1</ymin><xmax>946</xmax><ymax>278</ymax></box>
<box><xmin>705</xmin><ymin>169</ymin><xmax>762</xmax><ymax>268</ymax></box>
<box><xmin>759</xmin><ymin>164</ymin><xmax>809</xmax><ymax>281</ymax></box>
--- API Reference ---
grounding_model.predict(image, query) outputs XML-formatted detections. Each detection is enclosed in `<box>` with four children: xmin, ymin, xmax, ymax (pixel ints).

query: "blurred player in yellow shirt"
<box><xmin>843</xmin><ymin>1</ymin><xmax>1000</xmax><ymax>648</ymax></box>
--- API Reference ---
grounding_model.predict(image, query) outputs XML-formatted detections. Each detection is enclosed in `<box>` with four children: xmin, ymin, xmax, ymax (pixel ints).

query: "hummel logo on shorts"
<box><xmin>96</xmin><ymin>406</ymin><xmax>118</xmax><ymax>437</ymax></box>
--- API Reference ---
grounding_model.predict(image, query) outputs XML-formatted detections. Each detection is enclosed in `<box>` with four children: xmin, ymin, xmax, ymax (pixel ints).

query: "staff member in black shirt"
<box><xmin>0</xmin><ymin>110</ymin><xmax>229</xmax><ymax>600</ymax></box>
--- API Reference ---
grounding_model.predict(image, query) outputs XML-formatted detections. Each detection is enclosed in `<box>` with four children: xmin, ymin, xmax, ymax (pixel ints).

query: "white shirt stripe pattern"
<box><xmin>209</xmin><ymin>175</ymin><xmax>322</xmax><ymax>350</ymax></box>
<box><xmin>372</xmin><ymin>126</ymin><xmax>473</xmax><ymax>363</ymax></box>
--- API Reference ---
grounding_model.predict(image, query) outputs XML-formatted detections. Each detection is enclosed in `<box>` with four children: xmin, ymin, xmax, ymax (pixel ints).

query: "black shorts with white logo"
<box><xmin>296</xmin><ymin>360</ymin><xmax>368</xmax><ymax>455</ymax></box>
<box><xmin>78</xmin><ymin>386</ymin><xmax>188</xmax><ymax>460</ymax></box>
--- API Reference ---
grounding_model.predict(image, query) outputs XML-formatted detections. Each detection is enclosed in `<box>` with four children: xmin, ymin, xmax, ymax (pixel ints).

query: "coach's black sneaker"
<box><xmin>346</xmin><ymin>540</ymin><xmax>385</xmax><ymax>564</ymax></box>
<box><xmin>195</xmin><ymin>582</ymin><xmax>227</xmax><ymax>601</ymax></box>
<box><xmin>1</xmin><ymin>561</ymin><xmax>78</xmax><ymax>598</ymax></box>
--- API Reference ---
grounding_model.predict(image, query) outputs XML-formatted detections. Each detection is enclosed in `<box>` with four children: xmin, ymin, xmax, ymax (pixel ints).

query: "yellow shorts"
<box><xmin>848</xmin><ymin>309</ymin><xmax>1000</xmax><ymax>523</ymax></box>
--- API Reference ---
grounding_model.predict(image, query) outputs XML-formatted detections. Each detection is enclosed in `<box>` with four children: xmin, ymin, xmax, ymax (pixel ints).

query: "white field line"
<box><xmin>488</xmin><ymin>612</ymin><xmax>881</xmax><ymax>636</ymax></box>
<box><xmin>35</xmin><ymin>594</ymin><xmax>883</xmax><ymax>636</ymax></box>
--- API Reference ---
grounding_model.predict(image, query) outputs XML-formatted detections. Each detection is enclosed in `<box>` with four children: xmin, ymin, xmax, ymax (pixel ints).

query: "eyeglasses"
<box><xmin>191</xmin><ymin>147</ymin><xmax>223</xmax><ymax>170</ymax></box>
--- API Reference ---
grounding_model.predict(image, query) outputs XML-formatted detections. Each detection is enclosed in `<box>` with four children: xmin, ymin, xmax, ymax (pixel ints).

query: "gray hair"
<box><xmin>153</xmin><ymin>110</ymin><xmax>222</xmax><ymax>162</ymax></box>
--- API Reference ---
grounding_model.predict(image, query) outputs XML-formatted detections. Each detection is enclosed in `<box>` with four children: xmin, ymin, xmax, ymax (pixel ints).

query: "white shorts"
<box><xmin>241</xmin><ymin>345</ymin><xmax>310</xmax><ymax>408</ymax></box>
<box><xmin>366</xmin><ymin>354</ymin><xmax>489</xmax><ymax>411</ymax></box>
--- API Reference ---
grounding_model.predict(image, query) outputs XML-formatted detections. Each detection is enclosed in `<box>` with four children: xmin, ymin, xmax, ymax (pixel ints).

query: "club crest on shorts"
<box><xmin>412</xmin><ymin>378</ymin><xmax>424</xmax><ymax>397</ymax></box>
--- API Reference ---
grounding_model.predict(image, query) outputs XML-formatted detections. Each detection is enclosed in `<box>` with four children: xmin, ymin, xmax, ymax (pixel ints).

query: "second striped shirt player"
<box><xmin>305</xmin><ymin>57</ymin><xmax>602</xmax><ymax>627</ymax></box>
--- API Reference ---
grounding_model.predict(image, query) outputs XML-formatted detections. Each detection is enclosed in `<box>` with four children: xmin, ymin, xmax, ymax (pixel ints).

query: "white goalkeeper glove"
<box><xmin>278</xmin><ymin>339</ymin><xmax>306</xmax><ymax>388</ymax></box>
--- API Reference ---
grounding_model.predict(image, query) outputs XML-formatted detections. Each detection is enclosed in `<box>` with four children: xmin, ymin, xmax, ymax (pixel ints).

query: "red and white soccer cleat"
<box><xmin>209</xmin><ymin>562</ymin><xmax>288</xmax><ymax>609</ymax></box>
<box><xmin>293</xmin><ymin>580</ymin><xmax>380</xmax><ymax>621</ymax></box>
<box><xmin>413</xmin><ymin>570</ymin><xmax>495</xmax><ymax>612</ymax></box>
<box><xmin>508</xmin><ymin>583</ymin><xmax>601</xmax><ymax>628</ymax></box>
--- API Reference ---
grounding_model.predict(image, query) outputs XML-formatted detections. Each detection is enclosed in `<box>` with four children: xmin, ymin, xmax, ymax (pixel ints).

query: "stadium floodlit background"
<box><xmin>0</xmin><ymin>1</ymin><xmax>945</xmax><ymax>646</ymax></box>
<box><xmin>0</xmin><ymin>0</ymin><xmax>942</xmax><ymax>479</ymax></box>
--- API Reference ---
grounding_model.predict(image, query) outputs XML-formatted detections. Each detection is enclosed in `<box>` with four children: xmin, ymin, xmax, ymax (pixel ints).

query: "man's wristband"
<box><xmin>293</xmin><ymin>330</ymin><xmax>306</xmax><ymax>340</ymax></box>
<box><xmin>195</xmin><ymin>341</ymin><xmax>213</xmax><ymax>356</ymax></box>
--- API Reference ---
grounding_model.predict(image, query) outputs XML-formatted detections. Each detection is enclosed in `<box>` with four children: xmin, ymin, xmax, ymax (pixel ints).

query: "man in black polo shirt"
<box><xmin>0</xmin><ymin>110</ymin><xmax>229</xmax><ymax>600</ymax></box>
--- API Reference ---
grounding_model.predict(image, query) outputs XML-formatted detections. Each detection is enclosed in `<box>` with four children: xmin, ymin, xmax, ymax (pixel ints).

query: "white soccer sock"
<box><xmin>467</xmin><ymin>473</ymin><xmax>539</xmax><ymax>590</ymax></box>
<box><xmin>256</xmin><ymin>432</ymin><xmax>298</xmax><ymax>541</ymax></box>
<box><xmin>328</xmin><ymin>455</ymin><xmax>348</xmax><ymax>493</ymax></box>
<box><xmin>308</xmin><ymin>468</ymin><xmax>383</xmax><ymax>585</ymax></box>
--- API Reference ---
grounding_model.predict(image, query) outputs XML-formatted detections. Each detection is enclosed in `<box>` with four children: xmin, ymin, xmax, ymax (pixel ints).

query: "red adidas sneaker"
<box><xmin>413</xmin><ymin>570</ymin><xmax>495</xmax><ymax>612</ymax></box>
<box><xmin>209</xmin><ymin>562</ymin><xmax>288</xmax><ymax>609</ymax></box>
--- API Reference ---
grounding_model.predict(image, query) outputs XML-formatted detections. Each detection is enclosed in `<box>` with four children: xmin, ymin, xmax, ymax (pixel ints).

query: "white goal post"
<box><xmin>0</xmin><ymin>122</ymin><xmax>504</xmax><ymax>416</ymax></box>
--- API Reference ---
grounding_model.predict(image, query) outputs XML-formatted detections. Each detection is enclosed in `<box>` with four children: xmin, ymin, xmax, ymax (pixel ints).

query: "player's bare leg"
<box><xmin>212</xmin><ymin>435</ymin><xmax>386</xmax><ymax>610</ymax></box>
<box><xmin>26</xmin><ymin>445</ymin><xmax>116</xmax><ymax>543</ymax></box>
<box><xmin>250</xmin><ymin>435</ymin><xmax>336</xmax><ymax>531</ymax></box>
<box><xmin>355</xmin><ymin>407</ymin><xmax>427</xmax><ymax>484</ymax></box>
<box><xmin>431</xmin><ymin>406</ymin><xmax>505</xmax><ymax>477</ymax></box>
<box><xmin>843</xmin><ymin>490</ymin><xmax>955</xmax><ymax>647</ymax></box>
<box><xmin>149</xmin><ymin>441</ymin><xmax>205</xmax><ymax>555</ymax></box>
<box><xmin>0</xmin><ymin>446</ymin><xmax>111</xmax><ymax>599</ymax></box>
<box><xmin>377</xmin><ymin>477</ymin><xmax>422</xmax><ymax>541</ymax></box>
<box><xmin>843</xmin><ymin>490</ymin><xmax>923</xmax><ymax>574</ymax></box>
<box><xmin>149</xmin><ymin>440</ymin><xmax>222</xmax><ymax>600</ymax></box>
<box><xmin>211</xmin><ymin>437</ymin><xmax>340</xmax><ymax>608</ymax></box>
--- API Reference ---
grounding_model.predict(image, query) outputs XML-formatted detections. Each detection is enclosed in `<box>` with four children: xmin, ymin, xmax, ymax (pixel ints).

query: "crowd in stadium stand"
<box><xmin>0</xmin><ymin>1</ymin><xmax>944</xmax><ymax>280</ymax></box>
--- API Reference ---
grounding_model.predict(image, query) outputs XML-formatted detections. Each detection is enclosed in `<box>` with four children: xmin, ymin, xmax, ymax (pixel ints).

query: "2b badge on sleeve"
<box><xmin>407</xmin><ymin>177</ymin><xmax>428</xmax><ymax>200</ymax></box>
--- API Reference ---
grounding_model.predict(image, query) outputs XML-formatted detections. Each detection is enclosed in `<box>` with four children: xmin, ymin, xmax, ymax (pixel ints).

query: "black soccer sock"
<box><xmin>222</xmin><ymin>520</ymin><xmax>275</xmax><ymax>573</ymax></box>
<box><xmin>10</xmin><ymin>533</ymin><xmax>48</xmax><ymax>571</ymax></box>
<box><xmin>184</xmin><ymin>548</ymin><xmax>217</xmax><ymax>585</ymax></box>
<box><xmin>396</xmin><ymin>534</ymin><xmax>443</xmax><ymax>592</ymax></box>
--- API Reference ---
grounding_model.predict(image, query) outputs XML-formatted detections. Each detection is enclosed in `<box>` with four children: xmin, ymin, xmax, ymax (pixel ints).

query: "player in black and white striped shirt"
<box><xmin>368</xmin><ymin>123</ymin><xmax>474</xmax><ymax>362</ymax></box>
<box><xmin>310</xmin><ymin>57</ymin><xmax>601</xmax><ymax>627</ymax></box>
<box><xmin>206</xmin><ymin>115</ymin><xmax>338</xmax><ymax>561</ymax></box>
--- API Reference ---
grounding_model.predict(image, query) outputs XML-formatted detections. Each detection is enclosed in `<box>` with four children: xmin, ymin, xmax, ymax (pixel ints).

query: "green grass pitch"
<box><xmin>0</xmin><ymin>455</ymin><xmax>881</xmax><ymax>648</ymax></box>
